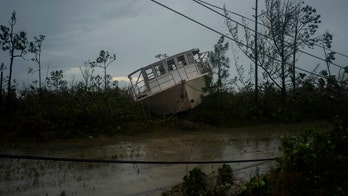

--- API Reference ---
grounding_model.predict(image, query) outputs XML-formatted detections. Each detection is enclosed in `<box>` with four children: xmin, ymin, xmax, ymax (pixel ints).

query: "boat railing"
<box><xmin>128</xmin><ymin>70</ymin><xmax>147</xmax><ymax>99</ymax></box>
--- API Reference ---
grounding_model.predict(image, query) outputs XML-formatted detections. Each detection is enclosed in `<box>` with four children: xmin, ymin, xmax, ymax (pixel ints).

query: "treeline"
<box><xmin>188</xmin><ymin>0</ymin><xmax>348</xmax><ymax>127</ymax></box>
<box><xmin>2</xmin><ymin>68</ymin><xmax>347</xmax><ymax>141</ymax></box>
<box><xmin>187</xmin><ymin>74</ymin><xmax>348</xmax><ymax>127</ymax></box>
<box><xmin>0</xmin><ymin>11</ymin><xmax>146</xmax><ymax>141</ymax></box>
<box><xmin>0</xmin><ymin>85</ymin><xmax>149</xmax><ymax>140</ymax></box>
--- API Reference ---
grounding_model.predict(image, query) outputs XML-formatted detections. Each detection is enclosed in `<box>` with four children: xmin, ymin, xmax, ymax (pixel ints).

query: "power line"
<box><xmin>192</xmin><ymin>0</ymin><xmax>256</xmax><ymax>41</ymax></box>
<box><xmin>0</xmin><ymin>153</ymin><xmax>275</xmax><ymax>164</ymax></box>
<box><xmin>192</xmin><ymin>0</ymin><xmax>346</xmax><ymax>70</ymax></box>
<box><xmin>295</xmin><ymin>66</ymin><xmax>322</xmax><ymax>78</ymax></box>
<box><xmin>194</xmin><ymin>0</ymin><xmax>348</xmax><ymax>59</ymax></box>
<box><xmin>150</xmin><ymin>0</ymin><xmax>254</xmax><ymax>55</ymax></box>
<box><xmin>150</xmin><ymin>1</ymin><xmax>302</xmax><ymax>72</ymax></box>
<box><xmin>150</xmin><ymin>0</ymin><xmax>241</xmax><ymax>46</ymax></box>
<box><xmin>195</xmin><ymin>0</ymin><xmax>264</xmax><ymax>26</ymax></box>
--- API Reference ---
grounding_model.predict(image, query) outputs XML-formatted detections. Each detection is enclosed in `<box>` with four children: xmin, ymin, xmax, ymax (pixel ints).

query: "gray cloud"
<box><xmin>1</xmin><ymin>0</ymin><xmax>347</xmax><ymax>88</ymax></box>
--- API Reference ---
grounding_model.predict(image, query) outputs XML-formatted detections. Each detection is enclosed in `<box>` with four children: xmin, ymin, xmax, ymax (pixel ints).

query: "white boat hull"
<box><xmin>139</xmin><ymin>74</ymin><xmax>208</xmax><ymax>115</ymax></box>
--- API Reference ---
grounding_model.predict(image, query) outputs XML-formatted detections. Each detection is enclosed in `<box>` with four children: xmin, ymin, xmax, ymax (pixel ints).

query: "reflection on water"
<box><xmin>0</xmin><ymin>125</ymin><xmax>310</xmax><ymax>195</ymax></box>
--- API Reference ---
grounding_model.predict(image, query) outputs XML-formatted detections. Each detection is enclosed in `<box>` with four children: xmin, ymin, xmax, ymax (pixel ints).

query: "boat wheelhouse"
<box><xmin>128</xmin><ymin>48</ymin><xmax>210</xmax><ymax>115</ymax></box>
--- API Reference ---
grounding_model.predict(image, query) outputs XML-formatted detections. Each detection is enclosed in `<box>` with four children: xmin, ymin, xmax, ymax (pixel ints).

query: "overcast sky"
<box><xmin>1</xmin><ymin>0</ymin><xmax>348</xmax><ymax>88</ymax></box>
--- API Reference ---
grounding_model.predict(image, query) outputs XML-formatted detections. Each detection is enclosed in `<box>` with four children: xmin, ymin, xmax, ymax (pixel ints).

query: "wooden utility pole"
<box><xmin>292</xmin><ymin>24</ymin><xmax>298</xmax><ymax>92</ymax></box>
<box><xmin>0</xmin><ymin>63</ymin><xmax>4</xmax><ymax>112</ymax></box>
<box><xmin>292</xmin><ymin>6</ymin><xmax>300</xmax><ymax>92</ymax></box>
<box><xmin>254</xmin><ymin>0</ymin><xmax>259</xmax><ymax>103</ymax></box>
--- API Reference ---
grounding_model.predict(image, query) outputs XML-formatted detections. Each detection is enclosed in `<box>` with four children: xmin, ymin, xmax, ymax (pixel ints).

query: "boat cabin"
<box><xmin>128</xmin><ymin>48</ymin><xmax>209</xmax><ymax>100</ymax></box>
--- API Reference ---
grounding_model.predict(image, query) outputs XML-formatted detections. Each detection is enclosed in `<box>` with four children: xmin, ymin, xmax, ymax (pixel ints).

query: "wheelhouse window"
<box><xmin>177</xmin><ymin>55</ymin><xmax>187</xmax><ymax>67</ymax></box>
<box><xmin>154</xmin><ymin>63</ymin><xmax>165</xmax><ymax>76</ymax></box>
<box><xmin>144</xmin><ymin>67</ymin><xmax>155</xmax><ymax>80</ymax></box>
<box><xmin>167</xmin><ymin>59</ymin><xmax>177</xmax><ymax>71</ymax></box>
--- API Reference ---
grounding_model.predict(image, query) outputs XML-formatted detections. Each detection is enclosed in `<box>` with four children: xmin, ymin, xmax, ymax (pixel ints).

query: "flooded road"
<box><xmin>0</xmin><ymin>122</ymin><xmax>327</xmax><ymax>195</ymax></box>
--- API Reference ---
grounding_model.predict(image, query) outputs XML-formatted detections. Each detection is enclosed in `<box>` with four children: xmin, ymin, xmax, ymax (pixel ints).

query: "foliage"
<box><xmin>182</xmin><ymin>167</ymin><xmax>208</xmax><ymax>196</ymax></box>
<box><xmin>208</xmin><ymin>35</ymin><xmax>230</xmax><ymax>93</ymax></box>
<box><xmin>239</xmin><ymin>174</ymin><xmax>270</xmax><ymax>196</ymax></box>
<box><xmin>45</xmin><ymin>70</ymin><xmax>67</xmax><ymax>91</ymax></box>
<box><xmin>28</xmin><ymin>34</ymin><xmax>45</xmax><ymax>89</ymax></box>
<box><xmin>225</xmin><ymin>0</ymin><xmax>322</xmax><ymax>108</ymax></box>
<box><xmin>186</xmin><ymin>71</ymin><xmax>348</xmax><ymax>126</ymax></box>
<box><xmin>90</xmin><ymin>50</ymin><xmax>116</xmax><ymax>90</ymax></box>
<box><xmin>163</xmin><ymin>165</ymin><xmax>235</xmax><ymax>196</ymax></box>
<box><xmin>216</xmin><ymin>164</ymin><xmax>234</xmax><ymax>186</ymax></box>
<box><xmin>2</xmin><ymin>62</ymin><xmax>346</xmax><ymax>141</ymax></box>
<box><xmin>0</xmin><ymin>80</ymin><xmax>149</xmax><ymax>140</ymax></box>
<box><xmin>0</xmin><ymin>10</ymin><xmax>29</xmax><ymax>113</ymax></box>
<box><xmin>187</xmin><ymin>90</ymin><xmax>257</xmax><ymax>127</ymax></box>
<box><xmin>214</xmin><ymin>164</ymin><xmax>235</xmax><ymax>195</ymax></box>
<box><xmin>268</xmin><ymin>127</ymin><xmax>348</xmax><ymax>195</ymax></box>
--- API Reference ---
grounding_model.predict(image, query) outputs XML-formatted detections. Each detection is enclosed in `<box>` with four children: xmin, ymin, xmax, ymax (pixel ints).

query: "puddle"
<box><xmin>0</xmin><ymin>124</ymin><xmax>315</xmax><ymax>195</ymax></box>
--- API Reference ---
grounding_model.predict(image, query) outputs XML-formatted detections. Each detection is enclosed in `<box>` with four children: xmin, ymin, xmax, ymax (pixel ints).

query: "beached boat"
<box><xmin>128</xmin><ymin>48</ymin><xmax>210</xmax><ymax>115</ymax></box>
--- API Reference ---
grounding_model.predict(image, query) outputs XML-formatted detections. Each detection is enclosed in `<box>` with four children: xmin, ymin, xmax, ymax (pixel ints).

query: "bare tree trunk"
<box><xmin>254</xmin><ymin>0</ymin><xmax>259</xmax><ymax>103</ymax></box>
<box><xmin>0</xmin><ymin>70</ymin><xmax>3</xmax><ymax>112</ymax></box>
<box><xmin>6</xmin><ymin>54</ymin><xmax>15</xmax><ymax>114</ymax></box>
<box><xmin>281</xmin><ymin>28</ymin><xmax>287</xmax><ymax>113</ymax></box>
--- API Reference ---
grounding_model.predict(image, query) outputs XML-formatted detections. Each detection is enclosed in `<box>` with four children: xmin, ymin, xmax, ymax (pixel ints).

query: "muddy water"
<box><xmin>0</xmin><ymin>123</ymin><xmax>326</xmax><ymax>195</ymax></box>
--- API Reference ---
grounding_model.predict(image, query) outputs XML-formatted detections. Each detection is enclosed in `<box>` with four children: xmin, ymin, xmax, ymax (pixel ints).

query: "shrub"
<box><xmin>163</xmin><ymin>165</ymin><xmax>236</xmax><ymax>196</ymax></box>
<box><xmin>1</xmin><ymin>87</ymin><xmax>149</xmax><ymax>139</ymax></box>
<box><xmin>271</xmin><ymin>127</ymin><xmax>348</xmax><ymax>194</ymax></box>
<box><xmin>217</xmin><ymin>164</ymin><xmax>234</xmax><ymax>186</ymax></box>
<box><xmin>238</xmin><ymin>174</ymin><xmax>270</xmax><ymax>196</ymax></box>
<box><xmin>182</xmin><ymin>168</ymin><xmax>208</xmax><ymax>196</ymax></box>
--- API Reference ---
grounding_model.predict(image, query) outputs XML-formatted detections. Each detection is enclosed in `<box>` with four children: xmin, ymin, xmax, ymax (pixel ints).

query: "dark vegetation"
<box><xmin>163</xmin><ymin>164</ymin><xmax>236</xmax><ymax>195</ymax></box>
<box><xmin>269</xmin><ymin>126</ymin><xmax>348</xmax><ymax>195</ymax></box>
<box><xmin>1</xmin><ymin>67</ymin><xmax>347</xmax><ymax>141</ymax></box>
<box><xmin>188</xmin><ymin>78</ymin><xmax>348</xmax><ymax>127</ymax></box>
<box><xmin>0</xmin><ymin>87</ymin><xmax>147</xmax><ymax>141</ymax></box>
